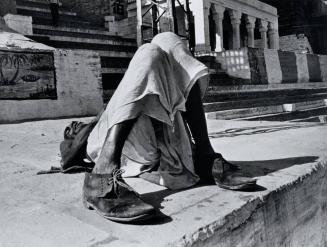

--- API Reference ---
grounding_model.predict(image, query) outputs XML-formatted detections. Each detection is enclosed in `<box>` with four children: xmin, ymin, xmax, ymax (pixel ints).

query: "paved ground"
<box><xmin>0</xmin><ymin>117</ymin><xmax>326</xmax><ymax>247</ymax></box>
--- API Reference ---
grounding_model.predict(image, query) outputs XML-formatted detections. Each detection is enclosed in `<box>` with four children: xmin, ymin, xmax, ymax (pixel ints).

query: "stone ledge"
<box><xmin>0</xmin><ymin>119</ymin><xmax>326</xmax><ymax>246</ymax></box>
<box><xmin>174</xmin><ymin>157</ymin><xmax>327</xmax><ymax>247</ymax></box>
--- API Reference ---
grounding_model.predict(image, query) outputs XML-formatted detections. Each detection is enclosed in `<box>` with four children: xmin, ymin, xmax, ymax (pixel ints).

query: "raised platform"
<box><xmin>0</xmin><ymin>118</ymin><xmax>326</xmax><ymax>246</ymax></box>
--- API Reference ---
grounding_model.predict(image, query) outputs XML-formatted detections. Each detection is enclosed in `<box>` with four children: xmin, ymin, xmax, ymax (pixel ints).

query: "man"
<box><xmin>63</xmin><ymin>32</ymin><xmax>256</xmax><ymax>223</ymax></box>
<box><xmin>48</xmin><ymin>0</ymin><xmax>61</xmax><ymax>26</ymax></box>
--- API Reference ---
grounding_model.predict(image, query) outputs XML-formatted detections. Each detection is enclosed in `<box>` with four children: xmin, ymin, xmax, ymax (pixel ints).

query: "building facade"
<box><xmin>188</xmin><ymin>0</ymin><xmax>279</xmax><ymax>52</ymax></box>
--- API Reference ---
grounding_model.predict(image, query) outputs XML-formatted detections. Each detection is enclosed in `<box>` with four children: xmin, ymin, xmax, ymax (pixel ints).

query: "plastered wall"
<box><xmin>0</xmin><ymin>49</ymin><xmax>103</xmax><ymax>123</ymax></box>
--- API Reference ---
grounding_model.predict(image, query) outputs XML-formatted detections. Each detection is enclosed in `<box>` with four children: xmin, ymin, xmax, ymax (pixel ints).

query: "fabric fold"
<box><xmin>87</xmin><ymin>32</ymin><xmax>209</xmax><ymax>189</ymax></box>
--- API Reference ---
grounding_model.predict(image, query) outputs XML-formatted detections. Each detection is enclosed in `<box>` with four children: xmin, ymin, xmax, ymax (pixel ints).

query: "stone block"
<box><xmin>296</xmin><ymin>53</ymin><xmax>310</xmax><ymax>83</ymax></box>
<box><xmin>279</xmin><ymin>34</ymin><xmax>313</xmax><ymax>53</ymax></box>
<box><xmin>4</xmin><ymin>14</ymin><xmax>32</xmax><ymax>35</ymax></box>
<box><xmin>206</xmin><ymin>105</ymin><xmax>284</xmax><ymax>120</ymax></box>
<box><xmin>278</xmin><ymin>50</ymin><xmax>298</xmax><ymax>83</ymax></box>
<box><xmin>282</xmin><ymin>100</ymin><xmax>326</xmax><ymax>112</ymax></box>
<box><xmin>319</xmin><ymin>55</ymin><xmax>327</xmax><ymax>81</ymax></box>
<box><xmin>248</xmin><ymin>48</ymin><xmax>268</xmax><ymax>84</ymax></box>
<box><xmin>307</xmin><ymin>54</ymin><xmax>323</xmax><ymax>82</ymax></box>
<box><xmin>264</xmin><ymin>49</ymin><xmax>282</xmax><ymax>84</ymax></box>
<box><xmin>221</xmin><ymin>48</ymin><xmax>251</xmax><ymax>80</ymax></box>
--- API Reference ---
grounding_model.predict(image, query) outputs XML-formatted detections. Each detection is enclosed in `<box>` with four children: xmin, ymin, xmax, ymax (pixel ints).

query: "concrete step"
<box><xmin>100</xmin><ymin>56</ymin><xmax>132</xmax><ymax>69</ymax></box>
<box><xmin>244</xmin><ymin>106</ymin><xmax>327</xmax><ymax>122</ymax></box>
<box><xmin>32</xmin><ymin>26</ymin><xmax>136</xmax><ymax>43</ymax></box>
<box><xmin>16</xmin><ymin>8</ymin><xmax>84</xmax><ymax>23</ymax></box>
<box><xmin>30</xmin><ymin>16</ymin><xmax>102</xmax><ymax>29</ymax></box>
<box><xmin>206</xmin><ymin>105</ymin><xmax>285</xmax><ymax>120</ymax></box>
<box><xmin>204</xmin><ymin>87</ymin><xmax>327</xmax><ymax>103</ymax></box>
<box><xmin>16</xmin><ymin>0</ymin><xmax>74</xmax><ymax>14</ymax></box>
<box><xmin>209</xmin><ymin>73</ymin><xmax>249</xmax><ymax>86</ymax></box>
<box><xmin>1</xmin><ymin>117</ymin><xmax>327</xmax><ymax>247</ymax></box>
<box><xmin>26</xmin><ymin>35</ymin><xmax>137</xmax><ymax>52</ymax></box>
<box><xmin>101</xmin><ymin>68</ymin><xmax>127</xmax><ymax>74</ymax></box>
<box><xmin>30</xmin><ymin>34</ymin><xmax>136</xmax><ymax>46</ymax></box>
<box><xmin>206</xmin><ymin>99</ymin><xmax>327</xmax><ymax>120</ymax></box>
<box><xmin>33</xmin><ymin>24</ymin><xmax>109</xmax><ymax>36</ymax></box>
<box><xmin>98</xmin><ymin>50</ymin><xmax>134</xmax><ymax>58</ymax></box>
<box><xmin>207</xmin><ymin>82</ymin><xmax>327</xmax><ymax>93</ymax></box>
<box><xmin>283</xmin><ymin>99</ymin><xmax>327</xmax><ymax>112</ymax></box>
<box><xmin>291</xmin><ymin>115</ymin><xmax>327</xmax><ymax>123</ymax></box>
<box><xmin>16</xmin><ymin>4</ymin><xmax>76</xmax><ymax>16</ymax></box>
<box><xmin>203</xmin><ymin>92</ymin><xmax>327</xmax><ymax>112</ymax></box>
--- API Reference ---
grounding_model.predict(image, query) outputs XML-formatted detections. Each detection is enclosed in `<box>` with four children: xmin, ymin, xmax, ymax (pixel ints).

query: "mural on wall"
<box><xmin>0</xmin><ymin>50</ymin><xmax>57</xmax><ymax>100</ymax></box>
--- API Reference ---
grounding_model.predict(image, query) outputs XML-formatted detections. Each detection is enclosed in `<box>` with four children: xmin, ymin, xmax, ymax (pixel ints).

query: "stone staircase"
<box><xmin>16</xmin><ymin>0</ymin><xmax>138</xmax><ymax>102</ymax></box>
<box><xmin>13</xmin><ymin>0</ymin><xmax>327</xmax><ymax>120</ymax></box>
<box><xmin>198</xmin><ymin>55</ymin><xmax>327</xmax><ymax>122</ymax></box>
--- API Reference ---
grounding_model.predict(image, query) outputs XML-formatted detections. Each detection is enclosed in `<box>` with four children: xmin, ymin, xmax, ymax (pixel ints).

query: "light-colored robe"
<box><xmin>87</xmin><ymin>32</ymin><xmax>209</xmax><ymax>189</ymax></box>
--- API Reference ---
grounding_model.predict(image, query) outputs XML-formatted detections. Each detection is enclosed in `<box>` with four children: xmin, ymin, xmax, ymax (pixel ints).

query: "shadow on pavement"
<box><xmin>139</xmin><ymin>156</ymin><xmax>319</xmax><ymax>225</ymax></box>
<box><xmin>209</xmin><ymin>123</ymin><xmax>326</xmax><ymax>138</ymax></box>
<box><xmin>232</xmin><ymin>156</ymin><xmax>319</xmax><ymax>177</ymax></box>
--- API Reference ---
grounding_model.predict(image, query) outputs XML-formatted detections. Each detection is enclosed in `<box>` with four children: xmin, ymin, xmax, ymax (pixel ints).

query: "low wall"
<box><xmin>3</xmin><ymin>14</ymin><xmax>33</xmax><ymax>35</ymax></box>
<box><xmin>188</xmin><ymin>159</ymin><xmax>327</xmax><ymax>247</ymax></box>
<box><xmin>279</xmin><ymin>34</ymin><xmax>313</xmax><ymax>54</ymax></box>
<box><xmin>0</xmin><ymin>49</ymin><xmax>103</xmax><ymax>123</ymax></box>
<box><xmin>217</xmin><ymin>48</ymin><xmax>327</xmax><ymax>84</ymax></box>
<box><xmin>220</xmin><ymin>49</ymin><xmax>251</xmax><ymax>80</ymax></box>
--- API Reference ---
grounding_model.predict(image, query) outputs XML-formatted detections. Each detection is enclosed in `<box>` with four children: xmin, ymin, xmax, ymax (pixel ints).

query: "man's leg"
<box><xmin>92</xmin><ymin>119</ymin><xmax>136</xmax><ymax>174</ymax></box>
<box><xmin>83</xmin><ymin>118</ymin><xmax>155</xmax><ymax>222</ymax></box>
<box><xmin>184</xmin><ymin>83</ymin><xmax>215</xmax><ymax>156</ymax></box>
<box><xmin>184</xmin><ymin>82</ymin><xmax>257</xmax><ymax>189</ymax></box>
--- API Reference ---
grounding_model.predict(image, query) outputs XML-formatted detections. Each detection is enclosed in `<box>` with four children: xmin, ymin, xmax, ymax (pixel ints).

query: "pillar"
<box><xmin>245</xmin><ymin>15</ymin><xmax>256</xmax><ymax>48</ymax></box>
<box><xmin>259</xmin><ymin>19</ymin><xmax>268</xmax><ymax>49</ymax></box>
<box><xmin>268</xmin><ymin>21</ymin><xmax>279</xmax><ymax>49</ymax></box>
<box><xmin>190</xmin><ymin>0</ymin><xmax>211</xmax><ymax>52</ymax></box>
<box><xmin>212</xmin><ymin>5</ymin><xmax>225</xmax><ymax>52</ymax></box>
<box><xmin>136</xmin><ymin>0</ymin><xmax>143</xmax><ymax>47</ymax></box>
<box><xmin>229</xmin><ymin>10</ymin><xmax>242</xmax><ymax>49</ymax></box>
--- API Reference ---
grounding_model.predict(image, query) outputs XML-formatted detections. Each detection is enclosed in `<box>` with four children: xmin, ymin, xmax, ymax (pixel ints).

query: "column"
<box><xmin>136</xmin><ymin>0</ymin><xmax>143</xmax><ymax>47</ymax></box>
<box><xmin>190</xmin><ymin>0</ymin><xmax>211</xmax><ymax>52</ymax></box>
<box><xmin>229</xmin><ymin>10</ymin><xmax>242</xmax><ymax>49</ymax></box>
<box><xmin>245</xmin><ymin>15</ymin><xmax>256</xmax><ymax>48</ymax></box>
<box><xmin>268</xmin><ymin>21</ymin><xmax>279</xmax><ymax>49</ymax></box>
<box><xmin>259</xmin><ymin>19</ymin><xmax>268</xmax><ymax>49</ymax></box>
<box><xmin>212</xmin><ymin>5</ymin><xmax>225</xmax><ymax>52</ymax></box>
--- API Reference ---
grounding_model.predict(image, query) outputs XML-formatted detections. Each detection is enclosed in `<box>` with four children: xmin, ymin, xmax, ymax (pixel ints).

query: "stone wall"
<box><xmin>0</xmin><ymin>49</ymin><xmax>103</xmax><ymax>123</ymax></box>
<box><xmin>189</xmin><ymin>159</ymin><xmax>327</xmax><ymax>247</ymax></box>
<box><xmin>216</xmin><ymin>48</ymin><xmax>327</xmax><ymax>84</ymax></box>
<box><xmin>279</xmin><ymin>34</ymin><xmax>313</xmax><ymax>54</ymax></box>
<box><xmin>3</xmin><ymin>14</ymin><xmax>33</xmax><ymax>35</ymax></box>
<box><xmin>61</xmin><ymin>0</ymin><xmax>126</xmax><ymax>25</ymax></box>
<box><xmin>218</xmin><ymin>49</ymin><xmax>251</xmax><ymax>80</ymax></box>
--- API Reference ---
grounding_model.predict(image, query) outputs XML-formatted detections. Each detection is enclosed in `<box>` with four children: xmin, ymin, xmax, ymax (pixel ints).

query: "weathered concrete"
<box><xmin>0</xmin><ymin>49</ymin><xmax>103</xmax><ymax>123</ymax></box>
<box><xmin>0</xmin><ymin>118</ymin><xmax>326</xmax><ymax>247</ymax></box>
<box><xmin>0</xmin><ymin>32</ymin><xmax>103</xmax><ymax>123</ymax></box>
<box><xmin>0</xmin><ymin>31</ymin><xmax>53</xmax><ymax>51</ymax></box>
<box><xmin>3</xmin><ymin>14</ymin><xmax>33</xmax><ymax>35</ymax></box>
<box><xmin>214</xmin><ymin>48</ymin><xmax>327</xmax><ymax>85</ymax></box>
